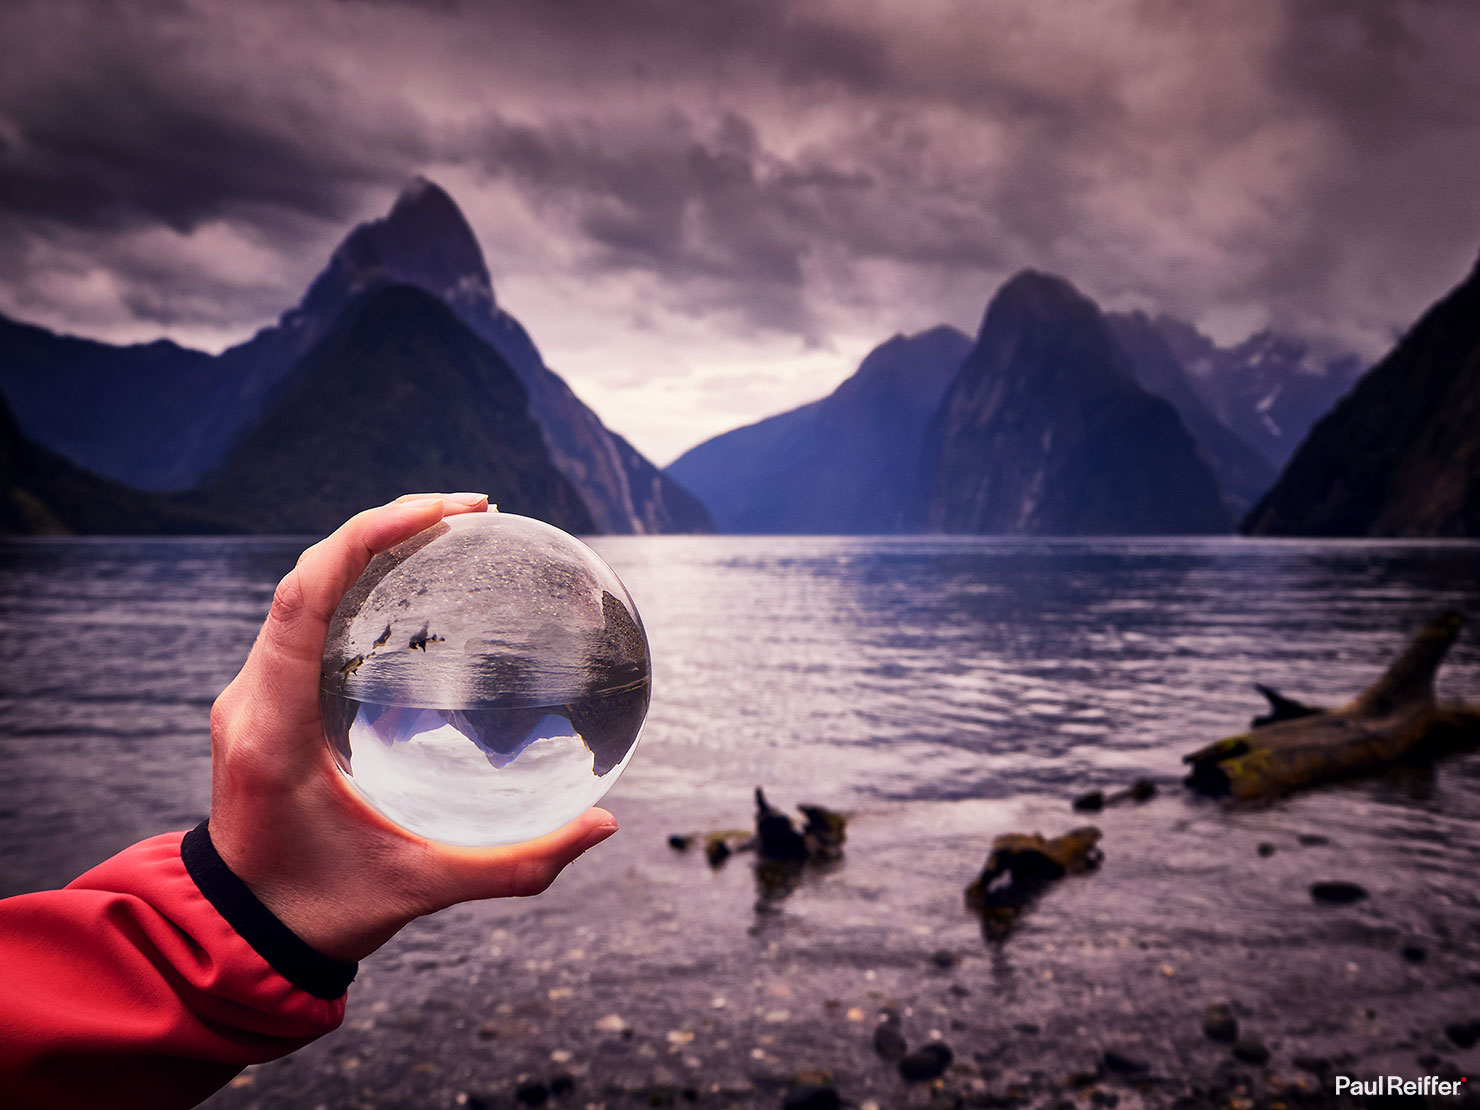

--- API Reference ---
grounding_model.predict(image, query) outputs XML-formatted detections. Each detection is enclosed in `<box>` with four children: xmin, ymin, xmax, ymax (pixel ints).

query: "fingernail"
<box><xmin>448</xmin><ymin>492</ymin><xmax>488</xmax><ymax>507</ymax></box>
<box><xmin>579</xmin><ymin>823</ymin><xmax>619</xmax><ymax>852</ymax></box>
<box><xmin>399</xmin><ymin>497</ymin><xmax>443</xmax><ymax>512</ymax></box>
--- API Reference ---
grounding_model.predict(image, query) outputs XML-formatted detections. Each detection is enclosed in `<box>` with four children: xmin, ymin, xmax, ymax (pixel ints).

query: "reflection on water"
<box><xmin>2</xmin><ymin>535</ymin><xmax>1479</xmax><ymax>1104</ymax></box>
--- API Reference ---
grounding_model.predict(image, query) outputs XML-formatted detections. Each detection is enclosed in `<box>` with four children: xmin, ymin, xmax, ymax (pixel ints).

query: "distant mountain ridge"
<box><xmin>1105</xmin><ymin>311</ymin><xmax>1276</xmax><ymax>516</ymax></box>
<box><xmin>924</xmin><ymin>272</ymin><xmax>1232</xmax><ymax>534</ymax></box>
<box><xmin>1244</xmin><ymin>256</ymin><xmax>1480</xmax><ymax>537</ymax></box>
<box><xmin>667</xmin><ymin>326</ymin><xmax>971</xmax><ymax>533</ymax></box>
<box><xmin>0</xmin><ymin>392</ymin><xmax>234</xmax><ymax>535</ymax></box>
<box><xmin>0</xmin><ymin>178</ymin><xmax>711</xmax><ymax>534</ymax></box>
<box><xmin>1153</xmin><ymin>317</ymin><xmax>1364</xmax><ymax>470</ymax></box>
<box><xmin>670</xmin><ymin>272</ymin><xmax>1238</xmax><ymax>536</ymax></box>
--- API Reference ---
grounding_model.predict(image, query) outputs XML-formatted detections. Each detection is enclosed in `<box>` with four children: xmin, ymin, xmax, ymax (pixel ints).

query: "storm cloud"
<box><xmin>2</xmin><ymin>0</ymin><xmax>1478</xmax><ymax>460</ymax></box>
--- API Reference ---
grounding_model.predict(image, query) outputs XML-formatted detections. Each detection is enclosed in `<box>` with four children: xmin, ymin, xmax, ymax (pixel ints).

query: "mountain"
<box><xmin>0</xmin><ymin>177</ymin><xmax>710</xmax><ymax>533</ymax></box>
<box><xmin>190</xmin><ymin>284</ymin><xmax>594</xmax><ymax>536</ymax></box>
<box><xmin>0</xmin><ymin>393</ymin><xmax>234</xmax><ymax>535</ymax></box>
<box><xmin>1243</xmin><ymin>258</ymin><xmax>1480</xmax><ymax>537</ymax></box>
<box><xmin>0</xmin><ymin>317</ymin><xmax>228</xmax><ymax>492</ymax></box>
<box><xmin>1153</xmin><ymin>317</ymin><xmax>1364</xmax><ymax>470</ymax></box>
<box><xmin>924</xmin><ymin>272</ymin><xmax>1233</xmax><ymax>535</ymax></box>
<box><xmin>265</xmin><ymin>178</ymin><xmax>710</xmax><ymax>534</ymax></box>
<box><xmin>666</xmin><ymin>325</ymin><xmax>971</xmax><ymax>532</ymax></box>
<box><xmin>1105</xmin><ymin>311</ymin><xmax>1277</xmax><ymax>514</ymax></box>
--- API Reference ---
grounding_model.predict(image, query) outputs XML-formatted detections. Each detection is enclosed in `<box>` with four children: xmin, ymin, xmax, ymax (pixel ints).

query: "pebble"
<box><xmin>1202</xmin><ymin>1003</ymin><xmax>1239</xmax><ymax>1042</ymax></box>
<box><xmin>930</xmin><ymin>948</ymin><xmax>959</xmax><ymax>970</ymax></box>
<box><xmin>1128</xmin><ymin>778</ymin><xmax>1157</xmax><ymax>802</ymax></box>
<box><xmin>1400</xmin><ymin>943</ymin><xmax>1428</xmax><ymax>963</ymax></box>
<box><xmin>667</xmin><ymin>835</ymin><xmax>693</xmax><ymax>851</ymax></box>
<box><xmin>1073</xmin><ymin>791</ymin><xmax>1105</xmax><ymax>813</ymax></box>
<box><xmin>872</xmin><ymin>1018</ymin><xmax>908</xmax><ymax>1061</ymax></box>
<box><xmin>1100</xmin><ymin>1048</ymin><xmax>1149</xmax><ymax>1075</ymax></box>
<box><xmin>514</xmin><ymin>1079</ymin><xmax>548</xmax><ymax>1106</ymax></box>
<box><xmin>705</xmin><ymin>838</ymin><xmax>731</xmax><ymax>867</ymax></box>
<box><xmin>783</xmin><ymin>1084</ymin><xmax>841</xmax><ymax>1110</ymax></box>
<box><xmin>549</xmin><ymin>1072</ymin><xmax>575</xmax><ymax>1096</ymax></box>
<box><xmin>595</xmin><ymin>1014</ymin><xmax>628</xmax><ymax>1034</ymax></box>
<box><xmin>1310</xmin><ymin>881</ymin><xmax>1367</xmax><ymax>905</ymax></box>
<box><xmin>899</xmin><ymin>1042</ymin><xmax>953</xmax><ymax>1082</ymax></box>
<box><xmin>1444</xmin><ymin>1020</ymin><xmax>1480</xmax><ymax>1049</ymax></box>
<box><xmin>1256</xmin><ymin>842</ymin><xmax>1276</xmax><ymax>858</ymax></box>
<box><xmin>1231</xmin><ymin>1036</ymin><xmax>1270</xmax><ymax>1065</ymax></box>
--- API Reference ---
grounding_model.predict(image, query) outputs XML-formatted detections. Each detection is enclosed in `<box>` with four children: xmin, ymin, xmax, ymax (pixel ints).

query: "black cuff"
<box><xmin>181</xmin><ymin>821</ymin><xmax>357</xmax><ymax>1000</ymax></box>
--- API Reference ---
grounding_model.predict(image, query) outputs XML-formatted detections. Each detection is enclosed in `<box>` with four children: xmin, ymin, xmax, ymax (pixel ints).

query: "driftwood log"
<box><xmin>1184</xmin><ymin>611</ymin><xmax>1480</xmax><ymax>801</ymax></box>
<box><xmin>964</xmin><ymin>826</ymin><xmax>1103</xmax><ymax>941</ymax></box>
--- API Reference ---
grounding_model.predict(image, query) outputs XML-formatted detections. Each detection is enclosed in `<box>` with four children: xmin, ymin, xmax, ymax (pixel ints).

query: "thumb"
<box><xmin>428</xmin><ymin>808</ymin><xmax>619</xmax><ymax>907</ymax></box>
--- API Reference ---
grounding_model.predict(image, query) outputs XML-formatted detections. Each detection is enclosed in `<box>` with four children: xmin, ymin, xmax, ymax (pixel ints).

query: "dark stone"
<box><xmin>515</xmin><ymin>1079</ymin><xmax>550</xmax><ymax>1106</ymax></box>
<box><xmin>1310</xmin><ymin>881</ymin><xmax>1368</xmax><ymax>905</ymax></box>
<box><xmin>1292</xmin><ymin>1055</ymin><xmax>1331</xmax><ymax>1075</ymax></box>
<box><xmin>931</xmin><ymin>948</ymin><xmax>959</xmax><ymax>970</ymax></box>
<box><xmin>1231</xmin><ymin>1036</ymin><xmax>1270</xmax><ymax>1065</ymax></box>
<box><xmin>1202</xmin><ymin>1003</ymin><xmax>1238</xmax><ymax>1042</ymax></box>
<box><xmin>1073</xmin><ymin>790</ymin><xmax>1105</xmax><ymax>812</ymax></box>
<box><xmin>1256</xmin><ymin>842</ymin><xmax>1276</xmax><ymax>858</ymax></box>
<box><xmin>550</xmin><ymin>1072</ymin><xmax>575</xmax><ymax>1096</ymax></box>
<box><xmin>668</xmin><ymin>835</ymin><xmax>693</xmax><ymax>851</ymax></box>
<box><xmin>1444</xmin><ymin>1021</ymin><xmax>1480</xmax><ymax>1049</ymax></box>
<box><xmin>899</xmin><ymin>1042</ymin><xmax>954</xmax><ymax>1082</ymax></box>
<box><xmin>1090</xmin><ymin>1092</ymin><xmax>1120</xmax><ymax>1108</ymax></box>
<box><xmin>799</xmin><ymin>804</ymin><xmax>847</xmax><ymax>861</ymax></box>
<box><xmin>1401</xmin><ymin>943</ymin><xmax>1428</xmax><ymax>963</ymax></box>
<box><xmin>705</xmin><ymin>837</ymin><xmax>732</xmax><ymax>867</ymax></box>
<box><xmin>782</xmin><ymin>1084</ymin><xmax>841</xmax><ymax>1110</ymax></box>
<box><xmin>1100</xmin><ymin>1049</ymin><xmax>1149</xmax><ymax>1075</ymax></box>
<box><xmin>1296</xmin><ymin>834</ymin><xmax>1331</xmax><ymax>846</ymax></box>
<box><xmin>873</xmin><ymin>1019</ymin><xmax>908</xmax><ymax>1061</ymax></box>
<box><xmin>1128</xmin><ymin>778</ymin><xmax>1157</xmax><ymax>802</ymax></box>
<box><xmin>755</xmin><ymin>788</ymin><xmax>809</xmax><ymax>862</ymax></box>
<box><xmin>1014</xmin><ymin>1022</ymin><xmax>1041</xmax><ymax>1036</ymax></box>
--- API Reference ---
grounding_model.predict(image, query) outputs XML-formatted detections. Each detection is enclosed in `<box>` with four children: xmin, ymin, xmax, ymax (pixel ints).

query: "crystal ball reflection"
<box><xmin>318</xmin><ymin>511</ymin><xmax>650</xmax><ymax>846</ymax></box>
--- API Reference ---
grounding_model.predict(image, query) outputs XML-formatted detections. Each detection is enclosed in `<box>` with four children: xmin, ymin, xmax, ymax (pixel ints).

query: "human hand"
<box><xmin>207</xmin><ymin>495</ymin><xmax>619</xmax><ymax>962</ymax></box>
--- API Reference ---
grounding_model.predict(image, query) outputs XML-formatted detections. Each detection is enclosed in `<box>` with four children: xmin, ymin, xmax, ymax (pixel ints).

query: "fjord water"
<box><xmin>2</xmin><ymin>536</ymin><xmax>1478</xmax><ymax>1104</ymax></box>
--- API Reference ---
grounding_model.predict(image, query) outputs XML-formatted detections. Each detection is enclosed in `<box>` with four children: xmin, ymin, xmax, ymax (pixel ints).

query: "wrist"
<box><xmin>181</xmin><ymin>822</ymin><xmax>361</xmax><ymax>994</ymax></box>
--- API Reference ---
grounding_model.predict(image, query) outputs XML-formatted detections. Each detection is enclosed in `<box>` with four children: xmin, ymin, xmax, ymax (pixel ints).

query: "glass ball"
<box><xmin>318</xmin><ymin>511</ymin><xmax>650</xmax><ymax>846</ymax></box>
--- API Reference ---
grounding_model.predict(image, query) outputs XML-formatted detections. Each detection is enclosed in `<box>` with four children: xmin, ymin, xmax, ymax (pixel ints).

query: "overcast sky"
<box><xmin>2</xmin><ymin>0</ymin><xmax>1478</xmax><ymax>464</ymax></box>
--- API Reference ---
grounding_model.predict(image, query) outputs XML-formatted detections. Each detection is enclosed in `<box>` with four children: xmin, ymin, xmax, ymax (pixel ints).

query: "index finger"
<box><xmin>252</xmin><ymin>495</ymin><xmax>488</xmax><ymax>712</ymax></box>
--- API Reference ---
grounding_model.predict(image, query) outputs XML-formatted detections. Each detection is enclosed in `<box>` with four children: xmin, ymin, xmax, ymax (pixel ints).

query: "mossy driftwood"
<box><xmin>1184</xmin><ymin>611</ymin><xmax>1480</xmax><ymax>801</ymax></box>
<box><xmin>964</xmin><ymin>827</ymin><xmax>1103</xmax><ymax>941</ymax></box>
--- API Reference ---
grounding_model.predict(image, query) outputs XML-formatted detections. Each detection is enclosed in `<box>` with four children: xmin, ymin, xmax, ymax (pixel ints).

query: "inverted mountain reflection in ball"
<box><xmin>319</xmin><ymin>511</ymin><xmax>650</xmax><ymax>846</ymax></box>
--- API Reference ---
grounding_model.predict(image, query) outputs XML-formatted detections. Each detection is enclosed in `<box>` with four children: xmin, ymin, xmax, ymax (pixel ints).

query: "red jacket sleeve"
<box><xmin>0</xmin><ymin>823</ymin><xmax>357</xmax><ymax>1109</ymax></box>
